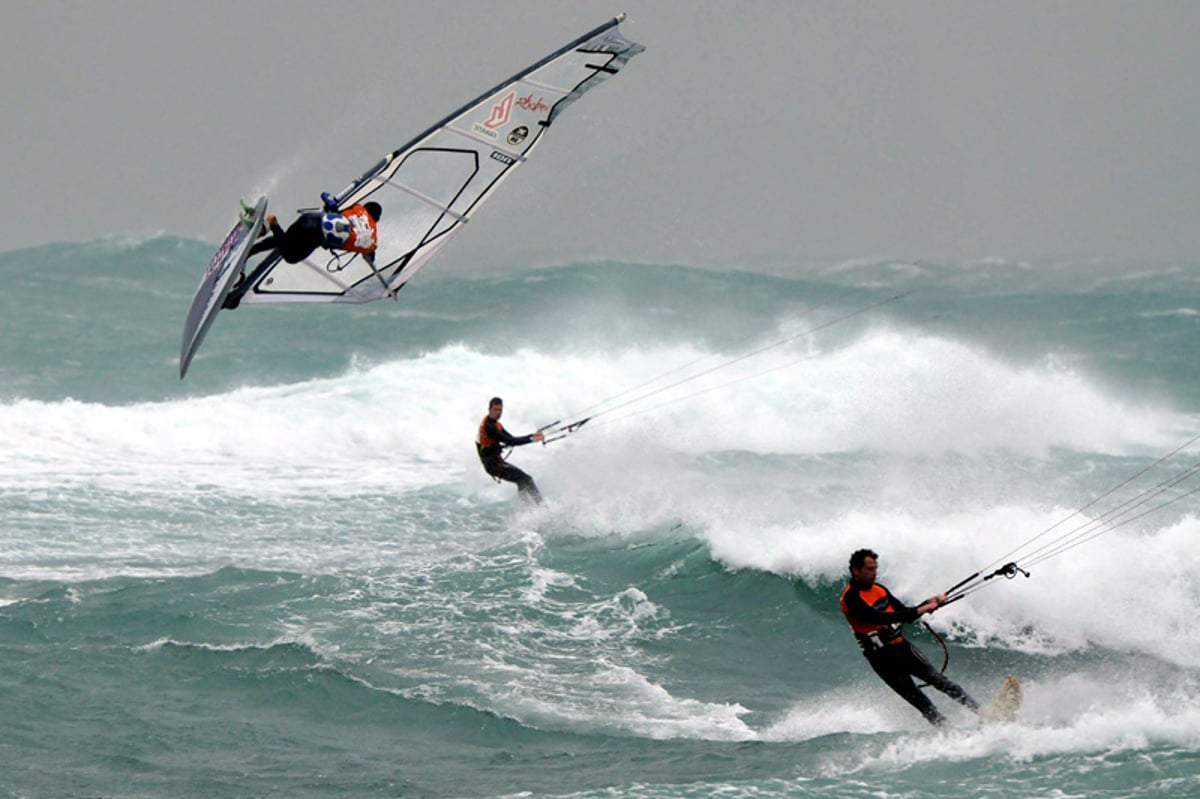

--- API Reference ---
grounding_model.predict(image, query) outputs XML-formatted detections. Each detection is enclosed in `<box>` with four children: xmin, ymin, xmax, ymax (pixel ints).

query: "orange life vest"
<box><xmin>477</xmin><ymin>415</ymin><xmax>505</xmax><ymax>450</ymax></box>
<box><xmin>339</xmin><ymin>204</ymin><xmax>379</xmax><ymax>254</ymax></box>
<box><xmin>840</xmin><ymin>581</ymin><xmax>905</xmax><ymax>650</ymax></box>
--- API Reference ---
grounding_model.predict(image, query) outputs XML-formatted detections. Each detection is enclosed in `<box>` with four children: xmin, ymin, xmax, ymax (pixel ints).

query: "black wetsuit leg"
<box><xmin>483</xmin><ymin>459</ymin><xmax>542</xmax><ymax>504</ymax></box>
<box><xmin>866</xmin><ymin>641</ymin><xmax>976</xmax><ymax>725</ymax></box>
<box><xmin>249</xmin><ymin>219</ymin><xmax>286</xmax><ymax>257</ymax></box>
<box><xmin>248</xmin><ymin>236</ymin><xmax>277</xmax><ymax>257</ymax></box>
<box><xmin>248</xmin><ymin>214</ymin><xmax>324</xmax><ymax>263</ymax></box>
<box><xmin>913</xmin><ymin>646</ymin><xmax>980</xmax><ymax>713</ymax></box>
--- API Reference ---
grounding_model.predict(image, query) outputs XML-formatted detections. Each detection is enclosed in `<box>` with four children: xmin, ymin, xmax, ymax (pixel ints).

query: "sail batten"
<box><xmin>382</xmin><ymin>176</ymin><xmax>471</xmax><ymax>221</ymax></box>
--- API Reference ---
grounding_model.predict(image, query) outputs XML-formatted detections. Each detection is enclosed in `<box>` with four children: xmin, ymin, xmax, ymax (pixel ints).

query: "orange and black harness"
<box><xmin>840</xmin><ymin>580</ymin><xmax>919</xmax><ymax>654</ymax></box>
<box><xmin>476</xmin><ymin>415</ymin><xmax>535</xmax><ymax>476</ymax></box>
<box><xmin>840</xmin><ymin>579</ymin><xmax>951</xmax><ymax>680</ymax></box>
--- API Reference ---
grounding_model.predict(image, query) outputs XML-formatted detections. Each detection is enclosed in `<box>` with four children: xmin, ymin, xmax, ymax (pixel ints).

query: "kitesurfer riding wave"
<box><xmin>840</xmin><ymin>548</ymin><xmax>980</xmax><ymax>725</ymax></box>
<box><xmin>476</xmin><ymin>397</ymin><xmax>544</xmax><ymax>504</ymax></box>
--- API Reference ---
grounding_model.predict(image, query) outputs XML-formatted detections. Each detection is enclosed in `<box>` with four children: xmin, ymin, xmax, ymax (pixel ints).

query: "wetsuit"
<box><xmin>476</xmin><ymin>416</ymin><xmax>542</xmax><ymax>504</ymax></box>
<box><xmin>249</xmin><ymin>204</ymin><xmax>378</xmax><ymax>264</ymax></box>
<box><xmin>840</xmin><ymin>578</ymin><xmax>979</xmax><ymax>725</ymax></box>
<box><xmin>249</xmin><ymin>211</ymin><xmax>325</xmax><ymax>263</ymax></box>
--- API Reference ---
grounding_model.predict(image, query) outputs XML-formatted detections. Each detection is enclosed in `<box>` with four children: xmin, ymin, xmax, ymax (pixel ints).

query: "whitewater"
<box><xmin>1</xmin><ymin>237</ymin><xmax>1199</xmax><ymax>798</ymax></box>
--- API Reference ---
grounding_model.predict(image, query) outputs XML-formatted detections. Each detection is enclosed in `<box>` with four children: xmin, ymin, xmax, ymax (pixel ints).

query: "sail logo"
<box><xmin>516</xmin><ymin>94</ymin><xmax>549</xmax><ymax>114</ymax></box>
<box><xmin>507</xmin><ymin>126</ymin><xmax>529</xmax><ymax>146</ymax></box>
<box><xmin>474</xmin><ymin>92</ymin><xmax>515</xmax><ymax>139</ymax></box>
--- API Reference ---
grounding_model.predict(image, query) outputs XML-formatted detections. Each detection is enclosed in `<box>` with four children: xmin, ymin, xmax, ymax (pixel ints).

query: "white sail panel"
<box><xmin>241</xmin><ymin>16</ymin><xmax>644</xmax><ymax>305</ymax></box>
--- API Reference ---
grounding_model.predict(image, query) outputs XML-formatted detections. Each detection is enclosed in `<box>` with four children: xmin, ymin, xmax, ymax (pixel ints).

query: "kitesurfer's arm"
<box><xmin>916</xmin><ymin>593</ymin><xmax>947</xmax><ymax>615</ymax></box>
<box><xmin>882</xmin><ymin>587</ymin><xmax>947</xmax><ymax>617</ymax></box>
<box><xmin>483</xmin><ymin>417</ymin><xmax>542</xmax><ymax>447</ymax></box>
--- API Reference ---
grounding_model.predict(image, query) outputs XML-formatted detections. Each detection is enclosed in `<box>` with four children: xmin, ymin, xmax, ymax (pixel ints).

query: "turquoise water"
<box><xmin>2</xmin><ymin>239</ymin><xmax>1199</xmax><ymax>797</ymax></box>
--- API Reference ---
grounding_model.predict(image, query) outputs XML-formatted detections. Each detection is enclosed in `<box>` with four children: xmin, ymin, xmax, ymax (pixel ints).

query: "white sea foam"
<box><xmin>757</xmin><ymin>671</ymin><xmax>1200</xmax><ymax>770</ymax></box>
<box><xmin>854</xmin><ymin>675</ymin><xmax>1200</xmax><ymax>768</ymax></box>
<box><xmin>702</xmin><ymin>502</ymin><xmax>1200</xmax><ymax>669</ymax></box>
<box><xmin>0</xmin><ymin>330</ymin><xmax>1185</xmax><ymax>486</ymax></box>
<box><xmin>2</xmin><ymin>330</ymin><xmax>1196</xmax><ymax>615</ymax></box>
<box><xmin>482</xmin><ymin>657</ymin><xmax>758</xmax><ymax>742</ymax></box>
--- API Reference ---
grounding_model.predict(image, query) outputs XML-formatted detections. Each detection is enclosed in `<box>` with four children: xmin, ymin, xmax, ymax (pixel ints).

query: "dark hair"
<box><xmin>489</xmin><ymin>397</ymin><xmax>504</xmax><ymax>408</ymax></box>
<box><xmin>364</xmin><ymin>201</ymin><xmax>382</xmax><ymax>221</ymax></box>
<box><xmin>849</xmin><ymin>548</ymin><xmax>878</xmax><ymax>571</ymax></box>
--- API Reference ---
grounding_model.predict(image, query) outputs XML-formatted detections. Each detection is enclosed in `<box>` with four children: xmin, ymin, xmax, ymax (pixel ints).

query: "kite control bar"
<box><xmin>540</xmin><ymin>417</ymin><xmax>591</xmax><ymax>445</ymax></box>
<box><xmin>940</xmin><ymin>561</ymin><xmax>1030</xmax><ymax>607</ymax></box>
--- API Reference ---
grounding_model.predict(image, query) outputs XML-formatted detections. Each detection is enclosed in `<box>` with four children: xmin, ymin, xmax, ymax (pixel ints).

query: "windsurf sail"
<box><xmin>230</xmin><ymin>14</ymin><xmax>644</xmax><ymax>307</ymax></box>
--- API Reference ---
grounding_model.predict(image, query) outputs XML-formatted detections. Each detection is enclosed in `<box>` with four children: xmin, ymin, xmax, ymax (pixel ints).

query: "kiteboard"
<box><xmin>981</xmin><ymin>674</ymin><xmax>1022</xmax><ymax>723</ymax></box>
<box><xmin>179</xmin><ymin>197</ymin><xmax>267</xmax><ymax>378</ymax></box>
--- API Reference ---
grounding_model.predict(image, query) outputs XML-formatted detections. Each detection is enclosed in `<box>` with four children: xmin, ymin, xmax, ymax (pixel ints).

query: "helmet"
<box><xmin>364</xmin><ymin>201</ymin><xmax>382</xmax><ymax>221</ymax></box>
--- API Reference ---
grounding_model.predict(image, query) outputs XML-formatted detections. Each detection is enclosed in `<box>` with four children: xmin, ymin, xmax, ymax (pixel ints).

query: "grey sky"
<box><xmin>3</xmin><ymin>1</ymin><xmax>1198</xmax><ymax>264</ymax></box>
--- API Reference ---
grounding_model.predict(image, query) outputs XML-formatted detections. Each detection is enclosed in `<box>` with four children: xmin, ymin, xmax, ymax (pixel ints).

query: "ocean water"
<box><xmin>2</xmin><ymin>237</ymin><xmax>1200</xmax><ymax>798</ymax></box>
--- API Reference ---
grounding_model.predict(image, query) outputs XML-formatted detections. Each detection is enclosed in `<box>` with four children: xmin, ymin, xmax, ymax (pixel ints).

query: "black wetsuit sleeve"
<box><xmin>842</xmin><ymin>583</ymin><xmax>921</xmax><ymax>626</ymax></box>
<box><xmin>484</xmin><ymin>418</ymin><xmax>534</xmax><ymax>447</ymax></box>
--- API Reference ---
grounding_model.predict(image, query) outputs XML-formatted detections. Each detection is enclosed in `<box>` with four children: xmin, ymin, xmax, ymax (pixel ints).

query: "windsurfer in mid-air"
<box><xmin>223</xmin><ymin>194</ymin><xmax>383</xmax><ymax>310</ymax></box>
<box><xmin>246</xmin><ymin>193</ymin><xmax>382</xmax><ymax>266</ymax></box>
<box><xmin>839</xmin><ymin>548</ymin><xmax>980</xmax><ymax>726</ymax></box>
<box><xmin>476</xmin><ymin>397</ymin><xmax>545</xmax><ymax>504</ymax></box>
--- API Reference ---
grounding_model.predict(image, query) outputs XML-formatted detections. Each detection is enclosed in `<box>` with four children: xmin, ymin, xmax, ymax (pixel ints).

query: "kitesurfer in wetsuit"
<box><xmin>249</xmin><ymin>193</ymin><xmax>382</xmax><ymax>266</ymax></box>
<box><xmin>840</xmin><ymin>548</ymin><xmax>979</xmax><ymax>726</ymax></box>
<box><xmin>476</xmin><ymin>396</ymin><xmax>544</xmax><ymax>504</ymax></box>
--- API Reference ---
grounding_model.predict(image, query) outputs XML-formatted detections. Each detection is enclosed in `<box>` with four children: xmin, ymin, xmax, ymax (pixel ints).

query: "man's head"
<box><xmin>849</xmin><ymin>548</ymin><xmax>879</xmax><ymax>584</ymax></box>
<box><xmin>488</xmin><ymin>396</ymin><xmax>503</xmax><ymax>420</ymax></box>
<box><xmin>364</xmin><ymin>201</ymin><xmax>382</xmax><ymax>221</ymax></box>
